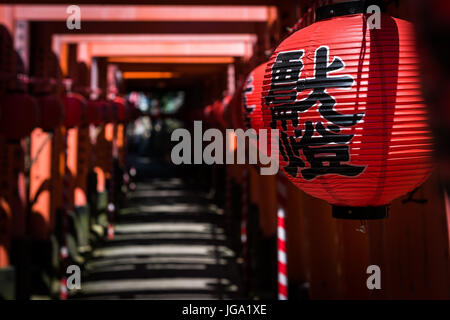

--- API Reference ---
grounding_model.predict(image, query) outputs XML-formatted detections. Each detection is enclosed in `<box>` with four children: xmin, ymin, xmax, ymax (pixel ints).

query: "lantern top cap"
<box><xmin>315</xmin><ymin>0</ymin><xmax>386</xmax><ymax>22</ymax></box>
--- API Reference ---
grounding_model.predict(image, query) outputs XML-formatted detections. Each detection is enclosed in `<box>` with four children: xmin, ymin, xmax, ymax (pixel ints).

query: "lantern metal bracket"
<box><xmin>316</xmin><ymin>0</ymin><xmax>386</xmax><ymax>22</ymax></box>
<box><xmin>332</xmin><ymin>205</ymin><xmax>388</xmax><ymax>220</ymax></box>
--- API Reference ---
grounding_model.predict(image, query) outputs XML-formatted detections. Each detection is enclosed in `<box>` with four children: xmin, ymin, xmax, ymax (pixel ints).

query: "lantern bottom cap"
<box><xmin>332</xmin><ymin>205</ymin><xmax>388</xmax><ymax>220</ymax></box>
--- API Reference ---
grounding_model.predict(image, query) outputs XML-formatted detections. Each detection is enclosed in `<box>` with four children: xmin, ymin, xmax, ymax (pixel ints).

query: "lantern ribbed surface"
<box><xmin>242</xmin><ymin>63</ymin><xmax>266</xmax><ymax>131</ymax></box>
<box><xmin>261</xmin><ymin>13</ymin><xmax>433</xmax><ymax>207</ymax></box>
<box><xmin>63</xmin><ymin>93</ymin><xmax>86</xmax><ymax>128</ymax></box>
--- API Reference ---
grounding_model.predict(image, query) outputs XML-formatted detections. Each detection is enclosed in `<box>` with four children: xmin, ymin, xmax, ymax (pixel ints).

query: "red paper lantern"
<box><xmin>85</xmin><ymin>100</ymin><xmax>98</xmax><ymax>125</ymax></box>
<box><xmin>225</xmin><ymin>90</ymin><xmax>244</xmax><ymax>130</ymax></box>
<box><xmin>0</xmin><ymin>93</ymin><xmax>39</xmax><ymax>141</ymax></box>
<box><xmin>212</xmin><ymin>100</ymin><xmax>224</xmax><ymax>128</ymax></box>
<box><xmin>261</xmin><ymin>12</ymin><xmax>433</xmax><ymax>212</ymax></box>
<box><xmin>62</xmin><ymin>93</ymin><xmax>86</xmax><ymax>128</ymax></box>
<box><xmin>114</xmin><ymin>97</ymin><xmax>127</xmax><ymax>123</ymax></box>
<box><xmin>92</xmin><ymin>100</ymin><xmax>114</xmax><ymax>125</ymax></box>
<box><xmin>221</xmin><ymin>94</ymin><xmax>233</xmax><ymax>128</ymax></box>
<box><xmin>36</xmin><ymin>94</ymin><xmax>64</xmax><ymax>131</ymax></box>
<box><xmin>212</xmin><ymin>96</ymin><xmax>231</xmax><ymax>129</ymax></box>
<box><xmin>203</xmin><ymin>104</ymin><xmax>213</xmax><ymax>125</ymax></box>
<box><xmin>242</xmin><ymin>63</ymin><xmax>266</xmax><ymax>131</ymax></box>
<box><xmin>92</xmin><ymin>100</ymin><xmax>105</xmax><ymax>126</ymax></box>
<box><xmin>222</xmin><ymin>95</ymin><xmax>232</xmax><ymax>108</ymax></box>
<box><xmin>104</xmin><ymin>100</ymin><xmax>116</xmax><ymax>123</ymax></box>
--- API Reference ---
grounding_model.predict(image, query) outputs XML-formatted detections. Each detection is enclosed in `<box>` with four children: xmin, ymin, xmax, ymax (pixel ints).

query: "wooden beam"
<box><xmin>13</xmin><ymin>5</ymin><xmax>275</xmax><ymax>22</ymax></box>
<box><xmin>108</xmin><ymin>57</ymin><xmax>235</xmax><ymax>64</ymax></box>
<box><xmin>53</xmin><ymin>33</ymin><xmax>258</xmax><ymax>44</ymax></box>
<box><xmin>87</xmin><ymin>41</ymin><xmax>254</xmax><ymax>58</ymax></box>
<box><xmin>7</xmin><ymin>1</ymin><xmax>279</xmax><ymax>6</ymax></box>
<box><xmin>30</xmin><ymin>21</ymin><xmax>265</xmax><ymax>35</ymax></box>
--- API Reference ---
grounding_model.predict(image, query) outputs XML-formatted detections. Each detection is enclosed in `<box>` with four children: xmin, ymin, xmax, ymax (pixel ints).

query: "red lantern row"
<box><xmin>202</xmin><ymin>95</ymin><xmax>233</xmax><ymax>129</ymax></box>
<box><xmin>87</xmin><ymin>98</ymin><xmax>139</xmax><ymax>126</ymax></box>
<box><xmin>0</xmin><ymin>93</ymin><xmax>138</xmax><ymax>141</ymax></box>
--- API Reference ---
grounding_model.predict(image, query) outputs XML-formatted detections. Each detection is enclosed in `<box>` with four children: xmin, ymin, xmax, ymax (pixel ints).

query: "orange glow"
<box><xmin>108</xmin><ymin>57</ymin><xmax>235</xmax><ymax>64</ymax></box>
<box><xmin>116</xmin><ymin>124</ymin><xmax>124</xmax><ymax>149</ymax></box>
<box><xmin>122</xmin><ymin>72</ymin><xmax>180</xmax><ymax>79</ymax></box>
<box><xmin>0</xmin><ymin>197</ymin><xmax>11</xmax><ymax>267</ymax></box>
<box><xmin>77</xmin><ymin>42</ymin><xmax>91</xmax><ymax>65</ymax></box>
<box><xmin>59</xmin><ymin>42</ymin><xmax>68</xmax><ymax>76</ymax></box>
<box><xmin>75</xmin><ymin>187</ymin><xmax>87</xmax><ymax>207</ymax></box>
<box><xmin>59</xmin><ymin>128</ymin><xmax>66</xmax><ymax>178</ymax></box>
<box><xmin>228</xmin><ymin>130</ymin><xmax>237</xmax><ymax>152</ymax></box>
<box><xmin>105</xmin><ymin>123</ymin><xmax>115</xmax><ymax>142</ymax></box>
<box><xmin>67</xmin><ymin>128</ymin><xmax>78</xmax><ymax>178</ymax></box>
<box><xmin>94</xmin><ymin>167</ymin><xmax>105</xmax><ymax>192</ymax></box>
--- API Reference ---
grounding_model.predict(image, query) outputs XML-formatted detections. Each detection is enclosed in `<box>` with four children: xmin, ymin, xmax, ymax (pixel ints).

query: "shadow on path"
<box><xmin>73</xmin><ymin>159</ymin><xmax>242</xmax><ymax>300</ymax></box>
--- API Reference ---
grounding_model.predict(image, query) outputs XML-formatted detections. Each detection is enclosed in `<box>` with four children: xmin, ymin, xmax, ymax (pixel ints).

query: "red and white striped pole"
<box><xmin>277</xmin><ymin>175</ymin><xmax>288</xmax><ymax>300</ymax></box>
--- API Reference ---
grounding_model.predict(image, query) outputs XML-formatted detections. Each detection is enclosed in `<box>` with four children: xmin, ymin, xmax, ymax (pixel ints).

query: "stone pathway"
<box><xmin>74</xmin><ymin>174</ymin><xmax>242</xmax><ymax>300</ymax></box>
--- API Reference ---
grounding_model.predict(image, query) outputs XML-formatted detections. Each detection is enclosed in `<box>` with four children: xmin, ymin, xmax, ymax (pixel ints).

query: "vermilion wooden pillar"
<box><xmin>249</xmin><ymin>166</ymin><xmax>260</xmax><ymax>208</ymax></box>
<box><xmin>228</xmin><ymin>163</ymin><xmax>243</xmax><ymax>186</ymax></box>
<box><xmin>374</xmin><ymin>173</ymin><xmax>450</xmax><ymax>299</ymax></box>
<box><xmin>116</xmin><ymin>123</ymin><xmax>126</xmax><ymax>169</ymax></box>
<box><xmin>334</xmin><ymin>219</ymin><xmax>371</xmax><ymax>299</ymax></box>
<box><xmin>0</xmin><ymin>138</ymin><xmax>12</xmax><ymax>267</ymax></box>
<box><xmin>94</xmin><ymin>126</ymin><xmax>110</xmax><ymax>196</ymax></box>
<box><xmin>72</xmin><ymin>56</ymin><xmax>91</xmax><ymax>208</ymax></box>
<box><xmin>0</xmin><ymin>138</ymin><xmax>27</xmax><ymax>268</ymax></box>
<box><xmin>300</xmin><ymin>193</ymin><xmax>341</xmax><ymax>299</ymax></box>
<box><xmin>284</xmin><ymin>179</ymin><xmax>309</xmax><ymax>287</ymax></box>
<box><xmin>28</xmin><ymin>22</ymin><xmax>65</xmax><ymax>241</ymax></box>
<box><xmin>75</xmin><ymin>126</ymin><xmax>90</xmax><ymax>208</ymax></box>
<box><xmin>29</xmin><ymin>129</ymin><xmax>53</xmax><ymax>240</ymax></box>
<box><xmin>28</xmin><ymin>118</ymin><xmax>65</xmax><ymax>241</ymax></box>
<box><xmin>0</xmin><ymin>197</ymin><xmax>11</xmax><ymax>268</ymax></box>
<box><xmin>50</xmin><ymin>126</ymin><xmax>65</xmax><ymax>232</ymax></box>
<box><xmin>255</xmin><ymin>174</ymin><xmax>278</xmax><ymax>238</ymax></box>
<box><xmin>93</xmin><ymin>58</ymin><xmax>111</xmax><ymax>206</ymax></box>
<box><xmin>66</xmin><ymin>128</ymin><xmax>78</xmax><ymax>209</ymax></box>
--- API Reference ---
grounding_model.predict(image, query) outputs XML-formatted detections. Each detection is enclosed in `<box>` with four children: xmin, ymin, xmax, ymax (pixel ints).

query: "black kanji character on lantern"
<box><xmin>266</xmin><ymin>50</ymin><xmax>305</xmax><ymax>130</ymax></box>
<box><xmin>266</xmin><ymin>46</ymin><xmax>366</xmax><ymax>180</ymax></box>
<box><xmin>298</xmin><ymin>121</ymin><xmax>365</xmax><ymax>180</ymax></box>
<box><xmin>243</xmin><ymin>74</ymin><xmax>255</xmax><ymax>128</ymax></box>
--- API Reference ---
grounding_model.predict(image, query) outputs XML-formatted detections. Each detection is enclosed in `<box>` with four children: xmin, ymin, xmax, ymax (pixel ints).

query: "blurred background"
<box><xmin>1</xmin><ymin>0</ymin><xmax>450</xmax><ymax>300</ymax></box>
